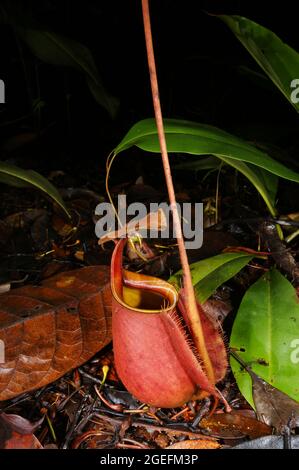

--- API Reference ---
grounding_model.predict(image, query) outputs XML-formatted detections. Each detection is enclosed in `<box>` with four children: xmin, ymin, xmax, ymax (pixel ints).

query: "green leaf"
<box><xmin>230</xmin><ymin>268</ymin><xmax>299</xmax><ymax>408</ymax></box>
<box><xmin>169</xmin><ymin>252</ymin><xmax>253</xmax><ymax>303</ymax></box>
<box><xmin>0</xmin><ymin>161</ymin><xmax>70</xmax><ymax>218</ymax></box>
<box><xmin>194</xmin><ymin>255</ymin><xmax>253</xmax><ymax>303</ymax></box>
<box><xmin>20</xmin><ymin>29</ymin><xmax>119</xmax><ymax>118</ymax></box>
<box><xmin>220</xmin><ymin>15</ymin><xmax>299</xmax><ymax>112</ymax></box>
<box><xmin>114</xmin><ymin>119</ymin><xmax>299</xmax><ymax>182</ymax></box>
<box><xmin>114</xmin><ymin>118</ymin><xmax>299</xmax><ymax>215</ymax></box>
<box><xmin>249</xmin><ymin>165</ymin><xmax>279</xmax><ymax>207</ymax></box>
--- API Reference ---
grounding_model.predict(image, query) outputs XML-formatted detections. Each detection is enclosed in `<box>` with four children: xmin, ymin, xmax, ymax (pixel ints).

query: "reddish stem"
<box><xmin>141</xmin><ymin>0</ymin><xmax>215</xmax><ymax>386</ymax></box>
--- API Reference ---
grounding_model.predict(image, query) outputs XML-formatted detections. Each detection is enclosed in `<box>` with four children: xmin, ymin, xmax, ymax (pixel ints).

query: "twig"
<box><xmin>93</xmin><ymin>411</ymin><xmax>216</xmax><ymax>440</ymax></box>
<box><xmin>141</xmin><ymin>0</ymin><xmax>214</xmax><ymax>386</ymax></box>
<box><xmin>61</xmin><ymin>392</ymin><xmax>91</xmax><ymax>449</ymax></box>
<box><xmin>78</xmin><ymin>368</ymin><xmax>104</xmax><ymax>385</ymax></box>
<box><xmin>116</xmin><ymin>439</ymin><xmax>152</xmax><ymax>449</ymax></box>
<box><xmin>191</xmin><ymin>398</ymin><xmax>211</xmax><ymax>428</ymax></box>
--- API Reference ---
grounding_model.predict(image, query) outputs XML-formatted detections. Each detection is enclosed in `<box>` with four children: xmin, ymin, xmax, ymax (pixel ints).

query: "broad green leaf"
<box><xmin>230</xmin><ymin>268</ymin><xmax>299</xmax><ymax>408</ymax></box>
<box><xmin>169</xmin><ymin>252</ymin><xmax>253</xmax><ymax>303</ymax></box>
<box><xmin>114</xmin><ymin>119</ymin><xmax>299</xmax><ymax>183</ymax></box>
<box><xmin>0</xmin><ymin>161</ymin><xmax>70</xmax><ymax>218</ymax></box>
<box><xmin>114</xmin><ymin>118</ymin><xmax>299</xmax><ymax>215</ymax></box>
<box><xmin>194</xmin><ymin>255</ymin><xmax>253</xmax><ymax>303</ymax></box>
<box><xmin>220</xmin><ymin>15</ymin><xmax>299</xmax><ymax>112</ymax></box>
<box><xmin>20</xmin><ymin>29</ymin><xmax>119</xmax><ymax>118</ymax></box>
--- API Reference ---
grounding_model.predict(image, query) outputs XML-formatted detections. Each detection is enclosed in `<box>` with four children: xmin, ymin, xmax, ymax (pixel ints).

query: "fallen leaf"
<box><xmin>4</xmin><ymin>432</ymin><xmax>43</xmax><ymax>449</ymax></box>
<box><xmin>98</xmin><ymin>208</ymin><xmax>167</xmax><ymax>245</ymax></box>
<box><xmin>251</xmin><ymin>370</ymin><xmax>299</xmax><ymax>431</ymax></box>
<box><xmin>0</xmin><ymin>412</ymin><xmax>43</xmax><ymax>449</ymax></box>
<box><xmin>166</xmin><ymin>439</ymin><xmax>220</xmax><ymax>449</ymax></box>
<box><xmin>0</xmin><ymin>266</ymin><xmax>112</xmax><ymax>401</ymax></box>
<box><xmin>201</xmin><ymin>411</ymin><xmax>271</xmax><ymax>439</ymax></box>
<box><xmin>231</xmin><ymin>351</ymin><xmax>299</xmax><ymax>432</ymax></box>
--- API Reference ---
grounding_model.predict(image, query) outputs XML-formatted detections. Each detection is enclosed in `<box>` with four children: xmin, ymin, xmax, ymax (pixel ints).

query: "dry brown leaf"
<box><xmin>250</xmin><ymin>370</ymin><xmax>299</xmax><ymax>431</ymax></box>
<box><xmin>98</xmin><ymin>208</ymin><xmax>167</xmax><ymax>245</ymax></box>
<box><xmin>231</xmin><ymin>352</ymin><xmax>299</xmax><ymax>432</ymax></box>
<box><xmin>166</xmin><ymin>439</ymin><xmax>220</xmax><ymax>449</ymax></box>
<box><xmin>201</xmin><ymin>411</ymin><xmax>272</xmax><ymax>439</ymax></box>
<box><xmin>0</xmin><ymin>266</ymin><xmax>112</xmax><ymax>401</ymax></box>
<box><xmin>0</xmin><ymin>412</ymin><xmax>43</xmax><ymax>449</ymax></box>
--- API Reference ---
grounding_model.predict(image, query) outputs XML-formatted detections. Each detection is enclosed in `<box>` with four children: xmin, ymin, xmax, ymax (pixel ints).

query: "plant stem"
<box><xmin>141</xmin><ymin>0</ymin><xmax>215</xmax><ymax>386</ymax></box>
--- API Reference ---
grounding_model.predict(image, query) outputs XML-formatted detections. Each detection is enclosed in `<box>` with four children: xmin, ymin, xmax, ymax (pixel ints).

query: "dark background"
<box><xmin>0</xmin><ymin>0</ymin><xmax>299</xmax><ymax>191</ymax></box>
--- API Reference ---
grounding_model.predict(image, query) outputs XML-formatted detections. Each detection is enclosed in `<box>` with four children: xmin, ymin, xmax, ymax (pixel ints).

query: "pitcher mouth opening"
<box><xmin>111</xmin><ymin>238</ymin><xmax>179</xmax><ymax>314</ymax></box>
<box><xmin>111</xmin><ymin>268</ymin><xmax>179</xmax><ymax>314</ymax></box>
